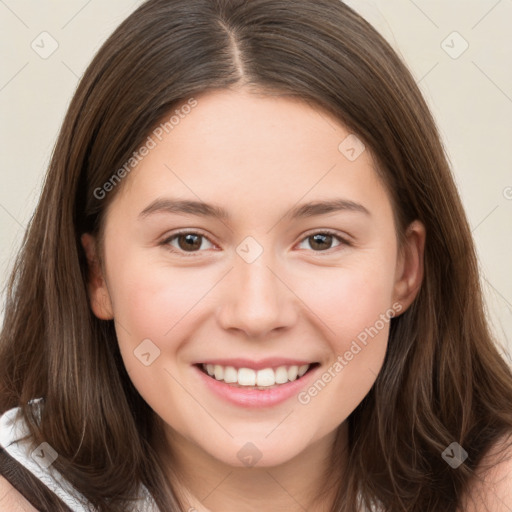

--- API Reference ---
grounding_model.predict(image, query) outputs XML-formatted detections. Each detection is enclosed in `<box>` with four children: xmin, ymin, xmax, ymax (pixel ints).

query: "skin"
<box><xmin>81</xmin><ymin>88</ymin><xmax>426</xmax><ymax>511</ymax></box>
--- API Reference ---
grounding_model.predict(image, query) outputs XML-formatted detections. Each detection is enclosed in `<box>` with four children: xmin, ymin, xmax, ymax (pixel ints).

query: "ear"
<box><xmin>392</xmin><ymin>220</ymin><xmax>426</xmax><ymax>314</ymax></box>
<box><xmin>80</xmin><ymin>233</ymin><xmax>114</xmax><ymax>320</ymax></box>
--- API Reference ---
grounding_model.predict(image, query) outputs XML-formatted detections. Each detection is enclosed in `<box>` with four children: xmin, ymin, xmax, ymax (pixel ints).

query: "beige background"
<box><xmin>0</xmin><ymin>1</ymin><xmax>511</xmax><ymax>362</ymax></box>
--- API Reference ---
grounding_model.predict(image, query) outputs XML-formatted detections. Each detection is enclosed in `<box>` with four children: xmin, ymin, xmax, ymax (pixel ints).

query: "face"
<box><xmin>82</xmin><ymin>88</ymin><xmax>424</xmax><ymax>469</ymax></box>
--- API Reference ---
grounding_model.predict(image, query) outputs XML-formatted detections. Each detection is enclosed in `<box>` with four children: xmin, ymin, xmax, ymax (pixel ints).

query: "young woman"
<box><xmin>1</xmin><ymin>0</ymin><xmax>511</xmax><ymax>511</ymax></box>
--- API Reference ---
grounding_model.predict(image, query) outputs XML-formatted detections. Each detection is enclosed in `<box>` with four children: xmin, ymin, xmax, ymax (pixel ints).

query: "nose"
<box><xmin>216</xmin><ymin>251</ymin><xmax>298</xmax><ymax>339</ymax></box>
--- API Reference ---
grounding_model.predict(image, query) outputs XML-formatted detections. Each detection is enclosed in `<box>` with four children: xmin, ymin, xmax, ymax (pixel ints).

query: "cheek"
<box><xmin>107</xmin><ymin>252</ymin><xmax>209</xmax><ymax>340</ymax></box>
<box><xmin>106</xmin><ymin>257</ymin><xmax>206</xmax><ymax>415</ymax></box>
<box><xmin>292</xmin><ymin>259</ymin><xmax>396</xmax><ymax>417</ymax></box>
<box><xmin>296</xmin><ymin>257</ymin><xmax>397</xmax><ymax>344</ymax></box>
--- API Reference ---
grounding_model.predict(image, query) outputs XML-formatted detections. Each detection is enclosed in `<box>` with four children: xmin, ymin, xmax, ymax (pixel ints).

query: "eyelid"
<box><xmin>161</xmin><ymin>229</ymin><xmax>217</xmax><ymax>257</ymax></box>
<box><xmin>160</xmin><ymin>228</ymin><xmax>352</xmax><ymax>256</ymax></box>
<box><xmin>300</xmin><ymin>228</ymin><xmax>352</xmax><ymax>244</ymax></box>
<box><xmin>296</xmin><ymin>229</ymin><xmax>352</xmax><ymax>253</ymax></box>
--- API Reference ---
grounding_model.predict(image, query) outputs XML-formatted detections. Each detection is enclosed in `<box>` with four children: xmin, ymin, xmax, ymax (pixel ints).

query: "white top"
<box><xmin>0</xmin><ymin>398</ymin><xmax>159</xmax><ymax>511</ymax></box>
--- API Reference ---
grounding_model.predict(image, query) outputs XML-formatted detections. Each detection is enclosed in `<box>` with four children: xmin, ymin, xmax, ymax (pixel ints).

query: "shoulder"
<box><xmin>459</xmin><ymin>432</ymin><xmax>512</xmax><ymax>511</ymax></box>
<box><xmin>0</xmin><ymin>474</ymin><xmax>38</xmax><ymax>511</ymax></box>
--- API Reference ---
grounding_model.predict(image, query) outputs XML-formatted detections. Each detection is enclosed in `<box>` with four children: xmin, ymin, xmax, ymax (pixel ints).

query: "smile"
<box><xmin>193</xmin><ymin>359</ymin><xmax>321</xmax><ymax>408</ymax></box>
<box><xmin>199</xmin><ymin>363</ymin><xmax>318</xmax><ymax>389</ymax></box>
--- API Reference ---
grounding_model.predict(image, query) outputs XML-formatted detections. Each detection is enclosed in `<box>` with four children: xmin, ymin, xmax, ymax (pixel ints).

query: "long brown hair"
<box><xmin>1</xmin><ymin>0</ymin><xmax>512</xmax><ymax>510</ymax></box>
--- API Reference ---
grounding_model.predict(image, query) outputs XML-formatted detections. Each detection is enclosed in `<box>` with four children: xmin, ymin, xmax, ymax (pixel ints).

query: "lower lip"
<box><xmin>193</xmin><ymin>364</ymin><xmax>320</xmax><ymax>408</ymax></box>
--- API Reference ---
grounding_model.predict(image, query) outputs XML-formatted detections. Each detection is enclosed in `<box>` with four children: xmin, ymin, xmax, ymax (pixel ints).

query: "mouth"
<box><xmin>195</xmin><ymin>362</ymin><xmax>320</xmax><ymax>390</ymax></box>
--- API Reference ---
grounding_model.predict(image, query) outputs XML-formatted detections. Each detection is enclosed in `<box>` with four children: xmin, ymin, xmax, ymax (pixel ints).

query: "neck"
<box><xmin>158</xmin><ymin>421</ymin><xmax>349</xmax><ymax>512</ymax></box>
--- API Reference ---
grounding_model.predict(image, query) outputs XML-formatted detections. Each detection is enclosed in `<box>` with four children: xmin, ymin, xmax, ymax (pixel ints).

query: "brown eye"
<box><xmin>162</xmin><ymin>230</ymin><xmax>348</xmax><ymax>257</ymax></box>
<box><xmin>297</xmin><ymin>231</ymin><xmax>348</xmax><ymax>252</ymax></box>
<box><xmin>177</xmin><ymin>233</ymin><xmax>203</xmax><ymax>251</ymax></box>
<box><xmin>162</xmin><ymin>231</ymin><xmax>214</xmax><ymax>255</ymax></box>
<box><xmin>309</xmin><ymin>233</ymin><xmax>334</xmax><ymax>251</ymax></box>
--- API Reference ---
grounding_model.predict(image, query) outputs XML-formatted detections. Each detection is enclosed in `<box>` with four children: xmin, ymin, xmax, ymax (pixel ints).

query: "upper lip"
<box><xmin>195</xmin><ymin>358</ymin><xmax>318</xmax><ymax>371</ymax></box>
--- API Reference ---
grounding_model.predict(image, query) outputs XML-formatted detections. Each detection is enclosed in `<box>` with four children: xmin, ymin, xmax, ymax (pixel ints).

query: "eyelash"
<box><xmin>160</xmin><ymin>229</ymin><xmax>351</xmax><ymax>257</ymax></box>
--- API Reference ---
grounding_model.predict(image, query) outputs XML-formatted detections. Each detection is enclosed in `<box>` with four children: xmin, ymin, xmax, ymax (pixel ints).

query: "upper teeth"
<box><xmin>203</xmin><ymin>364</ymin><xmax>311</xmax><ymax>387</ymax></box>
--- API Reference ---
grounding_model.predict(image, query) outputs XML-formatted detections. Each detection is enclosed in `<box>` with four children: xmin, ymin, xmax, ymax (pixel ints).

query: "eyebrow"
<box><xmin>138</xmin><ymin>197</ymin><xmax>371</xmax><ymax>221</ymax></box>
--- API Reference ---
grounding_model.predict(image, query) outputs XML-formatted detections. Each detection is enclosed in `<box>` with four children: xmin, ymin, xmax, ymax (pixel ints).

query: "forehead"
<box><xmin>108</xmin><ymin>89</ymin><xmax>391</xmax><ymax>224</ymax></box>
